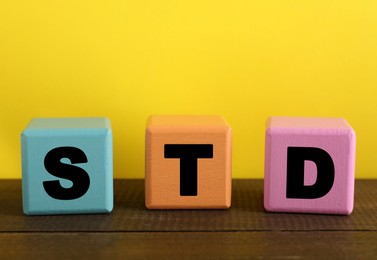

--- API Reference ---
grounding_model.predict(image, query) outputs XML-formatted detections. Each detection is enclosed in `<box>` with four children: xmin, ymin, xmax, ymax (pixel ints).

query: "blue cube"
<box><xmin>21</xmin><ymin>118</ymin><xmax>113</xmax><ymax>215</ymax></box>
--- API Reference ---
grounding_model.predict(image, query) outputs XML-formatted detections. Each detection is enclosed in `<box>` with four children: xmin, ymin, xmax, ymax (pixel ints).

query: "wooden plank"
<box><xmin>0</xmin><ymin>232</ymin><xmax>376</xmax><ymax>259</ymax></box>
<box><xmin>0</xmin><ymin>180</ymin><xmax>376</xmax><ymax>232</ymax></box>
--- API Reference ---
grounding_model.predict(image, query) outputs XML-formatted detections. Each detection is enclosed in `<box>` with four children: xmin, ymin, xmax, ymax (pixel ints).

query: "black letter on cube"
<box><xmin>164</xmin><ymin>144</ymin><xmax>213</xmax><ymax>196</ymax></box>
<box><xmin>43</xmin><ymin>146</ymin><xmax>90</xmax><ymax>200</ymax></box>
<box><xmin>286</xmin><ymin>147</ymin><xmax>335</xmax><ymax>199</ymax></box>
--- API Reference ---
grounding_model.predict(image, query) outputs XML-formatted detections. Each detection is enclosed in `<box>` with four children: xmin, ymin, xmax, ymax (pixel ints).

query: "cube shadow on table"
<box><xmin>264</xmin><ymin>117</ymin><xmax>356</xmax><ymax>215</ymax></box>
<box><xmin>21</xmin><ymin>118</ymin><xmax>113</xmax><ymax>215</ymax></box>
<box><xmin>145</xmin><ymin>115</ymin><xmax>232</xmax><ymax>209</ymax></box>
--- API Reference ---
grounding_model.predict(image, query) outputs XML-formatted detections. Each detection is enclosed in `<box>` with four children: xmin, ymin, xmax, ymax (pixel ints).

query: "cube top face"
<box><xmin>266</xmin><ymin>117</ymin><xmax>355</xmax><ymax>134</ymax></box>
<box><xmin>23</xmin><ymin>118</ymin><xmax>110</xmax><ymax>135</ymax></box>
<box><xmin>21</xmin><ymin>118</ymin><xmax>113</xmax><ymax>215</ymax></box>
<box><xmin>147</xmin><ymin>115</ymin><xmax>231</xmax><ymax>130</ymax></box>
<box><xmin>145</xmin><ymin>115</ymin><xmax>232</xmax><ymax>209</ymax></box>
<box><xmin>264</xmin><ymin>117</ymin><xmax>356</xmax><ymax>215</ymax></box>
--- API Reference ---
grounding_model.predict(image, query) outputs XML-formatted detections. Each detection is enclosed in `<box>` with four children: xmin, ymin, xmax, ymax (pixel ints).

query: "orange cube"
<box><xmin>145</xmin><ymin>115</ymin><xmax>232</xmax><ymax>209</ymax></box>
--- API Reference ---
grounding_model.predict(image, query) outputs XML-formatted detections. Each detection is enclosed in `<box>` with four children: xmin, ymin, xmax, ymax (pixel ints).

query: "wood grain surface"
<box><xmin>0</xmin><ymin>179</ymin><xmax>376</xmax><ymax>259</ymax></box>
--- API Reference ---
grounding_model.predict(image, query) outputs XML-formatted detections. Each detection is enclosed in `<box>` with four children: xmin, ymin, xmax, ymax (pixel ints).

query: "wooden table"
<box><xmin>0</xmin><ymin>179</ymin><xmax>376</xmax><ymax>259</ymax></box>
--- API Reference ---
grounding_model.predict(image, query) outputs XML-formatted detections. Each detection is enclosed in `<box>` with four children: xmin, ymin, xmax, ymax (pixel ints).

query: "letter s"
<box><xmin>43</xmin><ymin>146</ymin><xmax>90</xmax><ymax>200</ymax></box>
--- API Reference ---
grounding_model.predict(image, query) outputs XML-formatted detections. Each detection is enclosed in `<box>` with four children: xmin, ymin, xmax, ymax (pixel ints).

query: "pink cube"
<box><xmin>264</xmin><ymin>117</ymin><xmax>356</xmax><ymax>215</ymax></box>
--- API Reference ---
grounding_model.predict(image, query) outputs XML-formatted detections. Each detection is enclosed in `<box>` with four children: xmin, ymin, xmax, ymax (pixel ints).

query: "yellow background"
<box><xmin>1</xmin><ymin>1</ymin><xmax>376</xmax><ymax>179</ymax></box>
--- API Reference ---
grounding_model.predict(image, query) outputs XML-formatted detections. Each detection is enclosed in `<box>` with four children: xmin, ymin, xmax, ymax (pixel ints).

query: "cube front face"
<box><xmin>264</xmin><ymin>117</ymin><xmax>356</xmax><ymax>215</ymax></box>
<box><xmin>21</xmin><ymin>118</ymin><xmax>113</xmax><ymax>215</ymax></box>
<box><xmin>145</xmin><ymin>115</ymin><xmax>232</xmax><ymax>209</ymax></box>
